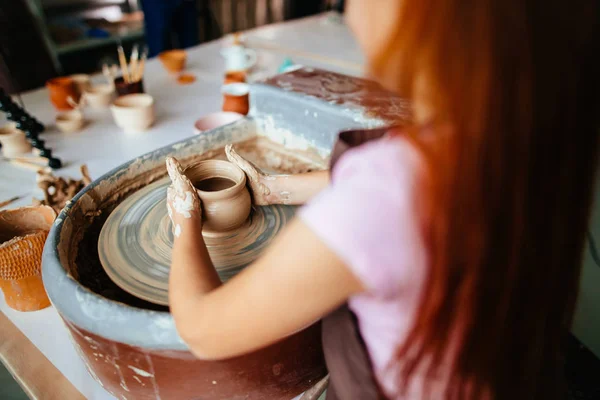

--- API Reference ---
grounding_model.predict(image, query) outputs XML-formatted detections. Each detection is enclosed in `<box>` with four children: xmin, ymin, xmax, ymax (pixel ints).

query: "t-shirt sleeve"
<box><xmin>299</xmin><ymin>138</ymin><xmax>425</xmax><ymax>299</ymax></box>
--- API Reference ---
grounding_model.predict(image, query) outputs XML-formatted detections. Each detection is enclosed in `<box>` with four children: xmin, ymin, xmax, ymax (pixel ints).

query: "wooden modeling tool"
<box><xmin>117</xmin><ymin>43</ymin><xmax>131</xmax><ymax>83</ymax></box>
<box><xmin>3</xmin><ymin>155</ymin><xmax>62</xmax><ymax>170</ymax></box>
<box><xmin>134</xmin><ymin>46</ymin><xmax>148</xmax><ymax>82</ymax></box>
<box><xmin>0</xmin><ymin>195</ymin><xmax>24</xmax><ymax>209</ymax></box>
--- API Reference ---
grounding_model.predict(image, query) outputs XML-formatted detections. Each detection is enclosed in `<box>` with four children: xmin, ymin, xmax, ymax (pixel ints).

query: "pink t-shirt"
<box><xmin>300</xmin><ymin>136</ymin><xmax>428</xmax><ymax>398</ymax></box>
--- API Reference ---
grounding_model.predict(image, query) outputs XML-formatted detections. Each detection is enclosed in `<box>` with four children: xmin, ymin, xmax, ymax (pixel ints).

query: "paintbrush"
<box><xmin>117</xmin><ymin>42</ymin><xmax>131</xmax><ymax>83</ymax></box>
<box><xmin>134</xmin><ymin>46</ymin><xmax>148</xmax><ymax>82</ymax></box>
<box><xmin>129</xmin><ymin>44</ymin><xmax>139</xmax><ymax>82</ymax></box>
<box><xmin>0</xmin><ymin>195</ymin><xmax>25</xmax><ymax>209</ymax></box>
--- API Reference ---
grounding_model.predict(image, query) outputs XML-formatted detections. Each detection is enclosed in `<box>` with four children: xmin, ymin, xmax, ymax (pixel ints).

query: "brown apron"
<box><xmin>322</xmin><ymin>127</ymin><xmax>392</xmax><ymax>400</ymax></box>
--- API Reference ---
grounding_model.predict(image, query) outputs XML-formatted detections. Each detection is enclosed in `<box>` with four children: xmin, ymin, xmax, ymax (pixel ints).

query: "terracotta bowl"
<box><xmin>193</xmin><ymin>112</ymin><xmax>243</xmax><ymax>134</ymax></box>
<box><xmin>46</xmin><ymin>77</ymin><xmax>80</xmax><ymax>111</ymax></box>
<box><xmin>0</xmin><ymin>122</ymin><xmax>31</xmax><ymax>157</ymax></box>
<box><xmin>158</xmin><ymin>50</ymin><xmax>187</xmax><ymax>73</ymax></box>
<box><xmin>184</xmin><ymin>160</ymin><xmax>251</xmax><ymax>232</ymax></box>
<box><xmin>224</xmin><ymin>70</ymin><xmax>247</xmax><ymax>84</ymax></box>
<box><xmin>0</xmin><ymin>206</ymin><xmax>56</xmax><ymax>311</ymax></box>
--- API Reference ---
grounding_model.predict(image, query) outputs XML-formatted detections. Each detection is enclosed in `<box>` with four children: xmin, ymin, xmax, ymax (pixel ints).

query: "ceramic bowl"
<box><xmin>222</xmin><ymin>83</ymin><xmax>250</xmax><ymax>115</ymax></box>
<box><xmin>158</xmin><ymin>50</ymin><xmax>187</xmax><ymax>73</ymax></box>
<box><xmin>184</xmin><ymin>160</ymin><xmax>251</xmax><ymax>232</ymax></box>
<box><xmin>70</xmin><ymin>74</ymin><xmax>91</xmax><ymax>95</ymax></box>
<box><xmin>0</xmin><ymin>122</ymin><xmax>31</xmax><ymax>157</ymax></box>
<box><xmin>0</xmin><ymin>205</ymin><xmax>56</xmax><ymax>311</ymax></box>
<box><xmin>193</xmin><ymin>112</ymin><xmax>243</xmax><ymax>134</ymax></box>
<box><xmin>46</xmin><ymin>76</ymin><xmax>80</xmax><ymax>111</ymax></box>
<box><xmin>83</xmin><ymin>84</ymin><xmax>115</xmax><ymax>109</ymax></box>
<box><xmin>110</xmin><ymin>94</ymin><xmax>155</xmax><ymax>133</ymax></box>
<box><xmin>56</xmin><ymin>110</ymin><xmax>85</xmax><ymax>133</ymax></box>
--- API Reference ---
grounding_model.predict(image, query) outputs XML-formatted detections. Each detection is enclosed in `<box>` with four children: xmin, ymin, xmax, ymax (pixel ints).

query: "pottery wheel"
<box><xmin>98</xmin><ymin>177</ymin><xmax>295</xmax><ymax>306</ymax></box>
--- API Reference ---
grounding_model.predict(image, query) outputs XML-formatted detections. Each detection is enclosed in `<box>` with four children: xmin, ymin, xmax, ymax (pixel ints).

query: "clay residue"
<box><xmin>67</xmin><ymin>136</ymin><xmax>326</xmax><ymax>311</ymax></box>
<box><xmin>261</xmin><ymin>67</ymin><xmax>413</xmax><ymax>125</ymax></box>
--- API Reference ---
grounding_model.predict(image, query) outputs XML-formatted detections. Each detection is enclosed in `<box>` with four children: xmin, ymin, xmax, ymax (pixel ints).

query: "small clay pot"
<box><xmin>222</xmin><ymin>83</ymin><xmax>250</xmax><ymax>115</ymax></box>
<box><xmin>83</xmin><ymin>83</ymin><xmax>115</xmax><ymax>109</ymax></box>
<box><xmin>70</xmin><ymin>74</ymin><xmax>91</xmax><ymax>95</ymax></box>
<box><xmin>0</xmin><ymin>205</ymin><xmax>56</xmax><ymax>312</ymax></box>
<box><xmin>224</xmin><ymin>71</ymin><xmax>247</xmax><ymax>84</ymax></box>
<box><xmin>110</xmin><ymin>94</ymin><xmax>155</xmax><ymax>133</ymax></box>
<box><xmin>56</xmin><ymin>110</ymin><xmax>85</xmax><ymax>133</ymax></box>
<box><xmin>184</xmin><ymin>160</ymin><xmax>251</xmax><ymax>232</ymax></box>
<box><xmin>158</xmin><ymin>49</ymin><xmax>187</xmax><ymax>74</ymax></box>
<box><xmin>46</xmin><ymin>77</ymin><xmax>80</xmax><ymax>111</ymax></box>
<box><xmin>0</xmin><ymin>122</ymin><xmax>31</xmax><ymax>157</ymax></box>
<box><xmin>114</xmin><ymin>76</ymin><xmax>145</xmax><ymax>96</ymax></box>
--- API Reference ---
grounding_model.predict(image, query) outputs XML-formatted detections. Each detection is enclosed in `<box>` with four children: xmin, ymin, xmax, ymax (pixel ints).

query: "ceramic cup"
<box><xmin>0</xmin><ymin>205</ymin><xmax>56</xmax><ymax>312</ymax></box>
<box><xmin>0</xmin><ymin>122</ymin><xmax>31</xmax><ymax>157</ymax></box>
<box><xmin>110</xmin><ymin>94</ymin><xmax>155</xmax><ymax>133</ymax></box>
<box><xmin>193</xmin><ymin>112</ymin><xmax>243</xmax><ymax>135</ymax></box>
<box><xmin>222</xmin><ymin>83</ymin><xmax>250</xmax><ymax>115</ymax></box>
<box><xmin>56</xmin><ymin>110</ymin><xmax>85</xmax><ymax>133</ymax></box>
<box><xmin>224</xmin><ymin>71</ymin><xmax>247</xmax><ymax>84</ymax></box>
<box><xmin>46</xmin><ymin>77</ymin><xmax>80</xmax><ymax>111</ymax></box>
<box><xmin>83</xmin><ymin>84</ymin><xmax>115</xmax><ymax>109</ymax></box>
<box><xmin>70</xmin><ymin>74</ymin><xmax>91</xmax><ymax>95</ymax></box>
<box><xmin>184</xmin><ymin>160</ymin><xmax>251</xmax><ymax>232</ymax></box>
<box><xmin>221</xmin><ymin>45</ymin><xmax>257</xmax><ymax>72</ymax></box>
<box><xmin>158</xmin><ymin>50</ymin><xmax>187</xmax><ymax>74</ymax></box>
<box><xmin>114</xmin><ymin>76</ymin><xmax>145</xmax><ymax>96</ymax></box>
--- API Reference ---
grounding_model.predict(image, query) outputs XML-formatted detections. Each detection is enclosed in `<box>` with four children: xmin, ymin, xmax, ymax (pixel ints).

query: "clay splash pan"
<box><xmin>46</xmin><ymin>121</ymin><xmax>327</xmax><ymax>313</ymax></box>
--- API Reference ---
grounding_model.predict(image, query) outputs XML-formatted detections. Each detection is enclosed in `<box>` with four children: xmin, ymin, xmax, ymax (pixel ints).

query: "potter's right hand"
<box><xmin>225</xmin><ymin>144</ymin><xmax>272</xmax><ymax>206</ymax></box>
<box><xmin>165</xmin><ymin>157</ymin><xmax>202</xmax><ymax>232</ymax></box>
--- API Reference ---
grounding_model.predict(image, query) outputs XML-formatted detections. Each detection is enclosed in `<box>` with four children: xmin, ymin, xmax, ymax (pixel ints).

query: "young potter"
<box><xmin>166</xmin><ymin>0</ymin><xmax>600</xmax><ymax>399</ymax></box>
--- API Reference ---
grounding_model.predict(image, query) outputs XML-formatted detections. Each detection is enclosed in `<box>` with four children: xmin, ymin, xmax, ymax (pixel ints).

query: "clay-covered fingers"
<box><xmin>165</xmin><ymin>157</ymin><xmax>201</xmax><ymax>220</ymax></box>
<box><xmin>225</xmin><ymin>144</ymin><xmax>271</xmax><ymax>205</ymax></box>
<box><xmin>166</xmin><ymin>157</ymin><xmax>194</xmax><ymax>195</ymax></box>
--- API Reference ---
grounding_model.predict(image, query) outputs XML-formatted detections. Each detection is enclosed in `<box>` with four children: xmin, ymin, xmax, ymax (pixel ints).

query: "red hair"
<box><xmin>372</xmin><ymin>0</ymin><xmax>600</xmax><ymax>398</ymax></box>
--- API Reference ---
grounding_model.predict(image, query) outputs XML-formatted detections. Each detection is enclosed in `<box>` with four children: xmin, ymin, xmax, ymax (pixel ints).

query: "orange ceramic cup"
<box><xmin>224</xmin><ymin>71</ymin><xmax>246</xmax><ymax>84</ymax></box>
<box><xmin>46</xmin><ymin>77</ymin><xmax>80</xmax><ymax>111</ymax></box>
<box><xmin>222</xmin><ymin>83</ymin><xmax>250</xmax><ymax>116</ymax></box>
<box><xmin>158</xmin><ymin>50</ymin><xmax>187</xmax><ymax>73</ymax></box>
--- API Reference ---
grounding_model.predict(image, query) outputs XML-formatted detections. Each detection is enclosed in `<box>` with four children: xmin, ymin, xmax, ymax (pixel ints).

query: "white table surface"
<box><xmin>0</xmin><ymin>13</ymin><xmax>360</xmax><ymax>400</ymax></box>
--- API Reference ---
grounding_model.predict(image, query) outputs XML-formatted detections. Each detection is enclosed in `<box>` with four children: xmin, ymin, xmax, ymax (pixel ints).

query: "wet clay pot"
<box><xmin>0</xmin><ymin>206</ymin><xmax>55</xmax><ymax>311</ymax></box>
<box><xmin>46</xmin><ymin>77</ymin><xmax>80</xmax><ymax>111</ymax></box>
<box><xmin>185</xmin><ymin>160</ymin><xmax>252</xmax><ymax>232</ymax></box>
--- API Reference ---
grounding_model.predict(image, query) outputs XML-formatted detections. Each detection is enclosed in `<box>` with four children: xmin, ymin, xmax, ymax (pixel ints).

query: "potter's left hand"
<box><xmin>165</xmin><ymin>157</ymin><xmax>202</xmax><ymax>232</ymax></box>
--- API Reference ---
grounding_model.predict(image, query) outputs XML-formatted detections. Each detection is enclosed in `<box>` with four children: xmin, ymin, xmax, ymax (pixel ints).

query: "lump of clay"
<box><xmin>33</xmin><ymin>165</ymin><xmax>92</xmax><ymax>214</ymax></box>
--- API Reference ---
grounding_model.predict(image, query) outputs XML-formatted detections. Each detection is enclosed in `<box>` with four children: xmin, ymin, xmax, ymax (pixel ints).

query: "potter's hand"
<box><xmin>166</xmin><ymin>157</ymin><xmax>202</xmax><ymax>231</ymax></box>
<box><xmin>225</xmin><ymin>144</ymin><xmax>272</xmax><ymax>205</ymax></box>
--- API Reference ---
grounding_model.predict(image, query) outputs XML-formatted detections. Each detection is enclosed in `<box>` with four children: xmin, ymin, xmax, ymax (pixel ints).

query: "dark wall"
<box><xmin>0</xmin><ymin>0</ymin><xmax>57</xmax><ymax>93</ymax></box>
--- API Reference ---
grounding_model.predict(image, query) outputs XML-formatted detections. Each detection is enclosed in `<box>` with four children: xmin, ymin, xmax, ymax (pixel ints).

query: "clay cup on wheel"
<box><xmin>183</xmin><ymin>160</ymin><xmax>251</xmax><ymax>232</ymax></box>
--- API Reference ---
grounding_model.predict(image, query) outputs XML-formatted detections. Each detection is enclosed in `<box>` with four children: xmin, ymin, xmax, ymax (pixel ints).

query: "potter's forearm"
<box><xmin>267</xmin><ymin>171</ymin><xmax>329</xmax><ymax>205</ymax></box>
<box><xmin>169</xmin><ymin>219</ymin><xmax>221</xmax><ymax>309</ymax></box>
